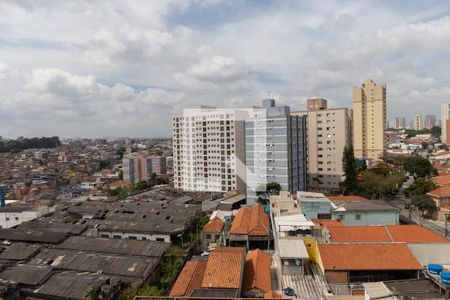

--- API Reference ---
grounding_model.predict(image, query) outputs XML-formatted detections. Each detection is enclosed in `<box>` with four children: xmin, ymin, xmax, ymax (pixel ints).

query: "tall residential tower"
<box><xmin>293</xmin><ymin>98</ymin><xmax>353</xmax><ymax>192</ymax></box>
<box><xmin>352</xmin><ymin>79</ymin><xmax>386</xmax><ymax>161</ymax></box>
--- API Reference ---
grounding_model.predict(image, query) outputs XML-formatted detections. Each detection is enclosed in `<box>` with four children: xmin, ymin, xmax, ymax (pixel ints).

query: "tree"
<box><xmin>341</xmin><ymin>145</ymin><xmax>357</xmax><ymax>194</ymax></box>
<box><xmin>431</xmin><ymin>125</ymin><xmax>441</xmax><ymax>138</ymax></box>
<box><xmin>403</xmin><ymin>156</ymin><xmax>438</xmax><ymax>178</ymax></box>
<box><xmin>194</xmin><ymin>215</ymin><xmax>210</xmax><ymax>230</ymax></box>
<box><xmin>118</xmin><ymin>170</ymin><xmax>123</xmax><ymax>180</ymax></box>
<box><xmin>412</xmin><ymin>194</ymin><xmax>436</xmax><ymax>216</ymax></box>
<box><xmin>256</xmin><ymin>182</ymin><xmax>281</xmax><ymax>205</ymax></box>
<box><xmin>403</xmin><ymin>178</ymin><xmax>437</xmax><ymax>197</ymax></box>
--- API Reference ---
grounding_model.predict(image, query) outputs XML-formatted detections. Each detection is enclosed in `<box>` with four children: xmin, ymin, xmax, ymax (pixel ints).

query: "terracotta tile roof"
<box><xmin>434</xmin><ymin>174</ymin><xmax>450</xmax><ymax>186</ymax></box>
<box><xmin>203</xmin><ymin>217</ymin><xmax>224</xmax><ymax>233</ymax></box>
<box><xmin>318</xmin><ymin>243</ymin><xmax>421</xmax><ymax>270</ymax></box>
<box><xmin>230</xmin><ymin>205</ymin><xmax>269</xmax><ymax>236</ymax></box>
<box><xmin>242</xmin><ymin>249</ymin><xmax>271</xmax><ymax>293</ymax></box>
<box><xmin>201</xmin><ymin>247</ymin><xmax>244</xmax><ymax>289</ymax></box>
<box><xmin>386</xmin><ymin>225</ymin><xmax>449</xmax><ymax>243</ymax></box>
<box><xmin>328</xmin><ymin>226</ymin><xmax>391</xmax><ymax>242</ymax></box>
<box><xmin>169</xmin><ymin>260</ymin><xmax>207</xmax><ymax>297</ymax></box>
<box><xmin>311</xmin><ymin>219</ymin><xmax>343</xmax><ymax>227</ymax></box>
<box><xmin>427</xmin><ymin>185</ymin><xmax>450</xmax><ymax>198</ymax></box>
<box><xmin>327</xmin><ymin>195</ymin><xmax>369</xmax><ymax>202</ymax></box>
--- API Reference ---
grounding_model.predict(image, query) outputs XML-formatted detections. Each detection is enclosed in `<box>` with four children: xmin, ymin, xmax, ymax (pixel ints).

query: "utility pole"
<box><xmin>445</xmin><ymin>213</ymin><xmax>449</xmax><ymax>237</ymax></box>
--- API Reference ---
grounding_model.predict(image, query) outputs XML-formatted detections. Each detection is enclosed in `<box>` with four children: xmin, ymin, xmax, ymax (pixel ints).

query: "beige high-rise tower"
<box><xmin>352</xmin><ymin>79</ymin><xmax>386</xmax><ymax>161</ymax></box>
<box><xmin>292</xmin><ymin>98</ymin><xmax>353</xmax><ymax>192</ymax></box>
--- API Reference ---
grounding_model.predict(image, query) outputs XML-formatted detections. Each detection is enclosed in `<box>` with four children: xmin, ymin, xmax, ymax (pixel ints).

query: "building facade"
<box><xmin>352</xmin><ymin>79</ymin><xmax>387</xmax><ymax>161</ymax></box>
<box><xmin>123</xmin><ymin>153</ymin><xmax>164</xmax><ymax>184</ymax></box>
<box><xmin>293</xmin><ymin>98</ymin><xmax>353</xmax><ymax>192</ymax></box>
<box><xmin>424</xmin><ymin>114</ymin><xmax>436</xmax><ymax>129</ymax></box>
<box><xmin>245</xmin><ymin>99</ymin><xmax>307</xmax><ymax>204</ymax></box>
<box><xmin>441</xmin><ymin>103</ymin><xmax>450</xmax><ymax>143</ymax></box>
<box><xmin>172</xmin><ymin>106</ymin><xmax>245</xmax><ymax>193</ymax></box>
<box><xmin>415</xmin><ymin>113</ymin><xmax>423</xmax><ymax>131</ymax></box>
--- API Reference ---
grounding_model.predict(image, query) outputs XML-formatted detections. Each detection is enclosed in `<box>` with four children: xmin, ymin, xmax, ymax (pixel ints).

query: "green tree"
<box><xmin>412</xmin><ymin>194</ymin><xmax>436</xmax><ymax>216</ymax></box>
<box><xmin>403</xmin><ymin>178</ymin><xmax>437</xmax><ymax>197</ymax></box>
<box><xmin>403</xmin><ymin>156</ymin><xmax>438</xmax><ymax>178</ymax></box>
<box><xmin>256</xmin><ymin>182</ymin><xmax>281</xmax><ymax>205</ymax></box>
<box><xmin>431</xmin><ymin>125</ymin><xmax>441</xmax><ymax>138</ymax></box>
<box><xmin>341</xmin><ymin>145</ymin><xmax>357</xmax><ymax>194</ymax></box>
<box><xmin>194</xmin><ymin>215</ymin><xmax>210</xmax><ymax>230</ymax></box>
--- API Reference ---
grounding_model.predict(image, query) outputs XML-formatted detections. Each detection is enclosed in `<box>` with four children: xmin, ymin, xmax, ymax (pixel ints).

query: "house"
<box><xmin>318</xmin><ymin>243</ymin><xmax>421</xmax><ymax>284</ymax></box>
<box><xmin>242</xmin><ymin>249</ymin><xmax>271</xmax><ymax>298</ymax></box>
<box><xmin>298</xmin><ymin>192</ymin><xmax>332</xmax><ymax>219</ymax></box>
<box><xmin>170</xmin><ymin>247</ymin><xmax>245</xmax><ymax>298</ymax></box>
<box><xmin>228</xmin><ymin>205</ymin><xmax>269</xmax><ymax>249</ymax></box>
<box><xmin>277</xmin><ymin>238</ymin><xmax>310</xmax><ymax>276</ymax></box>
<box><xmin>331</xmin><ymin>200</ymin><xmax>400</xmax><ymax>226</ymax></box>
<box><xmin>202</xmin><ymin>217</ymin><xmax>225</xmax><ymax>248</ymax></box>
<box><xmin>427</xmin><ymin>186</ymin><xmax>450</xmax><ymax>221</ymax></box>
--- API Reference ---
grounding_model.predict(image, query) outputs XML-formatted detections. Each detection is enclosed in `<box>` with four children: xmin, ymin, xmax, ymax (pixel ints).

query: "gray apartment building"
<box><xmin>245</xmin><ymin>99</ymin><xmax>307</xmax><ymax>204</ymax></box>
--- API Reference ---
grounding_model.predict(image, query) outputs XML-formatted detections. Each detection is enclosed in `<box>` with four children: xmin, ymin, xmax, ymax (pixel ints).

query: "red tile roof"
<box><xmin>201</xmin><ymin>247</ymin><xmax>244</xmax><ymax>289</ymax></box>
<box><xmin>427</xmin><ymin>185</ymin><xmax>450</xmax><ymax>198</ymax></box>
<box><xmin>230</xmin><ymin>205</ymin><xmax>269</xmax><ymax>236</ymax></box>
<box><xmin>242</xmin><ymin>249</ymin><xmax>271</xmax><ymax>293</ymax></box>
<box><xmin>328</xmin><ymin>225</ymin><xmax>449</xmax><ymax>244</ymax></box>
<box><xmin>387</xmin><ymin>225</ymin><xmax>449</xmax><ymax>243</ymax></box>
<box><xmin>311</xmin><ymin>219</ymin><xmax>343</xmax><ymax>227</ymax></box>
<box><xmin>434</xmin><ymin>174</ymin><xmax>450</xmax><ymax>186</ymax></box>
<box><xmin>203</xmin><ymin>217</ymin><xmax>224</xmax><ymax>233</ymax></box>
<box><xmin>327</xmin><ymin>195</ymin><xmax>369</xmax><ymax>202</ymax></box>
<box><xmin>169</xmin><ymin>260</ymin><xmax>207</xmax><ymax>297</ymax></box>
<box><xmin>328</xmin><ymin>226</ymin><xmax>391</xmax><ymax>242</ymax></box>
<box><xmin>319</xmin><ymin>243</ymin><xmax>421</xmax><ymax>270</ymax></box>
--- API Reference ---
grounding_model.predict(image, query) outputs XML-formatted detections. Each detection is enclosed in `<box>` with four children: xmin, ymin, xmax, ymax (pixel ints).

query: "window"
<box><xmin>113</xmin><ymin>235</ymin><xmax>121</xmax><ymax>239</ymax></box>
<box><xmin>206</xmin><ymin>234</ymin><xmax>212</xmax><ymax>239</ymax></box>
<box><xmin>355</xmin><ymin>214</ymin><xmax>362</xmax><ymax>220</ymax></box>
<box><xmin>128</xmin><ymin>236</ymin><xmax>137</xmax><ymax>240</ymax></box>
<box><xmin>338</xmin><ymin>215</ymin><xmax>344</xmax><ymax>221</ymax></box>
<box><xmin>156</xmin><ymin>238</ymin><xmax>165</xmax><ymax>242</ymax></box>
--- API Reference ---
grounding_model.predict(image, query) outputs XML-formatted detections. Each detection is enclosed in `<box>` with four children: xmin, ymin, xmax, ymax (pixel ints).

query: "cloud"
<box><xmin>1</xmin><ymin>1</ymin><xmax>450</xmax><ymax>137</ymax></box>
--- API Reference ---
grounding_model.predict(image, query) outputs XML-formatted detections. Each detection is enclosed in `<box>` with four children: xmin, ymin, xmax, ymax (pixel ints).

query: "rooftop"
<box><xmin>229</xmin><ymin>205</ymin><xmax>269</xmax><ymax>236</ymax></box>
<box><xmin>201</xmin><ymin>247</ymin><xmax>244</xmax><ymax>289</ymax></box>
<box><xmin>57</xmin><ymin>236</ymin><xmax>169</xmax><ymax>257</ymax></box>
<box><xmin>384</xmin><ymin>279</ymin><xmax>445</xmax><ymax>299</ymax></box>
<box><xmin>427</xmin><ymin>185</ymin><xmax>450</xmax><ymax>198</ymax></box>
<box><xmin>434</xmin><ymin>174</ymin><xmax>450</xmax><ymax>186</ymax></box>
<box><xmin>242</xmin><ymin>249</ymin><xmax>271</xmax><ymax>293</ymax></box>
<box><xmin>278</xmin><ymin>238</ymin><xmax>309</xmax><ymax>259</ymax></box>
<box><xmin>327</xmin><ymin>225</ymin><xmax>449</xmax><ymax>243</ymax></box>
<box><xmin>333</xmin><ymin>200</ymin><xmax>399</xmax><ymax>212</ymax></box>
<box><xmin>169</xmin><ymin>260</ymin><xmax>207</xmax><ymax>297</ymax></box>
<box><xmin>319</xmin><ymin>243</ymin><xmax>421</xmax><ymax>271</ymax></box>
<box><xmin>0</xmin><ymin>265</ymin><xmax>52</xmax><ymax>286</ymax></box>
<box><xmin>327</xmin><ymin>195</ymin><xmax>369</xmax><ymax>202</ymax></box>
<box><xmin>0</xmin><ymin>242</ymin><xmax>41</xmax><ymax>261</ymax></box>
<box><xmin>203</xmin><ymin>217</ymin><xmax>225</xmax><ymax>234</ymax></box>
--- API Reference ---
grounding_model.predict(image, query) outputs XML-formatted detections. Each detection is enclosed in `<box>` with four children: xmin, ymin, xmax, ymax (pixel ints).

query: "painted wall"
<box><xmin>331</xmin><ymin>211</ymin><xmax>399</xmax><ymax>226</ymax></box>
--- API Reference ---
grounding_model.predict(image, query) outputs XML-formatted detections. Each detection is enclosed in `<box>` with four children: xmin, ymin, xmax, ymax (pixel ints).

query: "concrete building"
<box><xmin>353</xmin><ymin>79</ymin><xmax>387</xmax><ymax>161</ymax></box>
<box><xmin>292</xmin><ymin>98</ymin><xmax>352</xmax><ymax>192</ymax></box>
<box><xmin>245</xmin><ymin>99</ymin><xmax>307</xmax><ymax>203</ymax></box>
<box><xmin>172</xmin><ymin>106</ymin><xmax>245</xmax><ymax>193</ymax></box>
<box><xmin>415</xmin><ymin>113</ymin><xmax>423</xmax><ymax>131</ymax></box>
<box><xmin>150</xmin><ymin>156</ymin><xmax>166</xmax><ymax>175</ymax></box>
<box><xmin>424</xmin><ymin>114</ymin><xmax>436</xmax><ymax>129</ymax></box>
<box><xmin>393</xmin><ymin>117</ymin><xmax>406</xmax><ymax>129</ymax></box>
<box><xmin>442</xmin><ymin>103</ymin><xmax>450</xmax><ymax>143</ymax></box>
<box><xmin>122</xmin><ymin>153</ymin><xmax>141</xmax><ymax>184</ymax></box>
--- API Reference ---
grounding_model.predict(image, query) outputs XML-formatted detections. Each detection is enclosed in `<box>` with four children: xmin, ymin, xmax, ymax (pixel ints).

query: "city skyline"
<box><xmin>1</xmin><ymin>1</ymin><xmax>450</xmax><ymax>138</ymax></box>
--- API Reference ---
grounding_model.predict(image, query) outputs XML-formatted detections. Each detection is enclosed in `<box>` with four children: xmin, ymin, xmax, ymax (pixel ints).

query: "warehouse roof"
<box><xmin>57</xmin><ymin>236</ymin><xmax>169</xmax><ymax>257</ymax></box>
<box><xmin>0</xmin><ymin>228</ymin><xmax>67</xmax><ymax>244</ymax></box>
<box><xmin>29</xmin><ymin>249</ymin><xmax>158</xmax><ymax>279</ymax></box>
<box><xmin>0</xmin><ymin>265</ymin><xmax>52</xmax><ymax>286</ymax></box>
<box><xmin>0</xmin><ymin>243</ymin><xmax>41</xmax><ymax>261</ymax></box>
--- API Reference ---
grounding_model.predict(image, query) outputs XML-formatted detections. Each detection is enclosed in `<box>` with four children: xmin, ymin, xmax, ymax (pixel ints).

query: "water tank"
<box><xmin>441</xmin><ymin>272</ymin><xmax>450</xmax><ymax>285</ymax></box>
<box><xmin>428</xmin><ymin>264</ymin><xmax>444</xmax><ymax>275</ymax></box>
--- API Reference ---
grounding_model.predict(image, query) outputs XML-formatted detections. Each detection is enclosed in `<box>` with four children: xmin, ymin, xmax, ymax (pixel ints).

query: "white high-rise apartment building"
<box><xmin>172</xmin><ymin>106</ymin><xmax>245</xmax><ymax>193</ymax></box>
<box><xmin>441</xmin><ymin>103</ymin><xmax>450</xmax><ymax>143</ymax></box>
<box><xmin>415</xmin><ymin>113</ymin><xmax>423</xmax><ymax>131</ymax></box>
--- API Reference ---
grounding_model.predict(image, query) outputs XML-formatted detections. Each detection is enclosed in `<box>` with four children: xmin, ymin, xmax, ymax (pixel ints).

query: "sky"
<box><xmin>1</xmin><ymin>0</ymin><xmax>450</xmax><ymax>138</ymax></box>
